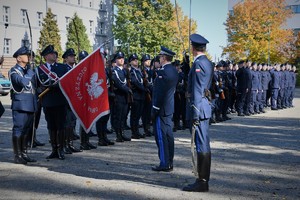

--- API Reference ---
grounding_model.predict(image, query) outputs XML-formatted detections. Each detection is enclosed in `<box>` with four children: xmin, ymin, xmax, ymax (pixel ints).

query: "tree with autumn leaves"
<box><xmin>223</xmin><ymin>0</ymin><xmax>296</xmax><ymax>64</ymax></box>
<box><xmin>113</xmin><ymin>0</ymin><xmax>197</xmax><ymax>60</ymax></box>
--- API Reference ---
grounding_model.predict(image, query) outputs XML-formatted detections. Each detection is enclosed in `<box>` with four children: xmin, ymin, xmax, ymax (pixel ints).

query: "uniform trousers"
<box><xmin>12</xmin><ymin>111</ymin><xmax>34</xmax><ymax>137</ymax></box>
<box><xmin>153</xmin><ymin>115</ymin><xmax>174</xmax><ymax>168</ymax></box>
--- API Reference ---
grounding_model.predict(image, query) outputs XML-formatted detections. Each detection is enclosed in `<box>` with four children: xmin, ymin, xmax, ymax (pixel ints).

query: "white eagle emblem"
<box><xmin>85</xmin><ymin>73</ymin><xmax>104</xmax><ymax>100</ymax></box>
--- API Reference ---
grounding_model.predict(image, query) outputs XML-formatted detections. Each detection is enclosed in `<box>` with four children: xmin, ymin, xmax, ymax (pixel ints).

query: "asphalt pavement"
<box><xmin>0</xmin><ymin>90</ymin><xmax>299</xmax><ymax>200</ymax></box>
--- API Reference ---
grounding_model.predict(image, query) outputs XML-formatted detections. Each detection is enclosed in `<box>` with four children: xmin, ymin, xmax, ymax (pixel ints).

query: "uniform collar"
<box><xmin>117</xmin><ymin>66</ymin><xmax>123</xmax><ymax>70</ymax></box>
<box><xmin>161</xmin><ymin>62</ymin><xmax>171</xmax><ymax>69</ymax></box>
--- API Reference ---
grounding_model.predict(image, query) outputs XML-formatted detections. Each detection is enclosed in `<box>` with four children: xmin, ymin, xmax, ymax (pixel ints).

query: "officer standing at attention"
<box><xmin>9</xmin><ymin>46</ymin><xmax>37</xmax><ymax>164</ymax></box>
<box><xmin>151</xmin><ymin>46</ymin><xmax>178</xmax><ymax>172</ymax></box>
<box><xmin>128</xmin><ymin>53</ymin><xmax>145</xmax><ymax>139</ymax></box>
<box><xmin>111</xmin><ymin>52</ymin><xmax>132</xmax><ymax>142</ymax></box>
<box><xmin>62</xmin><ymin>48</ymin><xmax>82</xmax><ymax>153</ymax></box>
<box><xmin>183</xmin><ymin>34</ymin><xmax>213</xmax><ymax>192</ymax></box>
<box><xmin>36</xmin><ymin>45</ymin><xmax>69</xmax><ymax>160</ymax></box>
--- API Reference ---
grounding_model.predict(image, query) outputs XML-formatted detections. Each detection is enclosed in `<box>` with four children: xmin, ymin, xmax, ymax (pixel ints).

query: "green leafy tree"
<box><xmin>113</xmin><ymin>0</ymin><xmax>175</xmax><ymax>58</ymax></box>
<box><xmin>66</xmin><ymin>13</ymin><xmax>92</xmax><ymax>56</ymax></box>
<box><xmin>223</xmin><ymin>0</ymin><xmax>294</xmax><ymax>63</ymax></box>
<box><xmin>37</xmin><ymin>8</ymin><xmax>63</xmax><ymax>63</ymax></box>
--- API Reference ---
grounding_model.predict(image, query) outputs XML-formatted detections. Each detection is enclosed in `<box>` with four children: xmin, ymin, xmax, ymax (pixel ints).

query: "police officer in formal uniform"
<box><xmin>173</xmin><ymin>59</ymin><xmax>186</xmax><ymax>131</ymax></box>
<box><xmin>128</xmin><ymin>53</ymin><xmax>145</xmax><ymax>139</ymax></box>
<box><xmin>36</xmin><ymin>45</ymin><xmax>69</xmax><ymax>160</ymax></box>
<box><xmin>249</xmin><ymin>62</ymin><xmax>259</xmax><ymax>114</ymax></box>
<box><xmin>151</xmin><ymin>46</ymin><xmax>178</xmax><ymax>172</ymax></box>
<box><xmin>270</xmin><ymin>64</ymin><xmax>281</xmax><ymax>110</ymax></box>
<box><xmin>111</xmin><ymin>52</ymin><xmax>132</xmax><ymax>142</ymax></box>
<box><xmin>236</xmin><ymin>60</ymin><xmax>248</xmax><ymax>116</ymax></box>
<box><xmin>141</xmin><ymin>54</ymin><xmax>154</xmax><ymax>137</ymax></box>
<box><xmin>62</xmin><ymin>48</ymin><xmax>82</xmax><ymax>153</ymax></box>
<box><xmin>260</xmin><ymin>63</ymin><xmax>270</xmax><ymax>111</ymax></box>
<box><xmin>96</xmin><ymin>50</ymin><xmax>115</xmax><ymax>146</ymax></box>
<box><xmin>75</xmin><ymin>50</ymin><xmax>98</xmax><ymax>150</ymax></box>
<box><xmin>9</xmin><ymin>46</ymin><xmax>38</xmax><ymax>164</ymax></box>
<box><xmin>183</xmin><ymin>34</ymin><xmax>213</xmax><ymax>192</ymax></box>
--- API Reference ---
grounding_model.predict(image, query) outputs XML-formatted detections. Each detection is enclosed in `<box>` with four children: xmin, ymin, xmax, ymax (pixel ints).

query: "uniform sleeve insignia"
<box><xmin>158</xmin><ymin>76</ymin><xmax>162</xmax><ymax>78</ymax></box>
<box><xmin>196</xmin><ymin>69</ymin><xmax>201</xmax><ymax>72</ymax></box>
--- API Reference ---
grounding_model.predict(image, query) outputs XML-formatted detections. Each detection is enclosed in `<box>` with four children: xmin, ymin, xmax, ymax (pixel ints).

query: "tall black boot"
<box><xmin>68</xmin><ymin>128</ymin><xmax>82</xmax><ymax>153</ymax></box>
<box><xmin>183</xmin><ymin>152</ymin><xmax>211</xmax><ymax>192</ymax></box>
<box><xmin>21</xmin><ymin>134</ymin><xmax>37</xmax><ymax>162</ymax></box>
<box><xmin>103</xmin><ymin>131</ymin><xmax>114</xmax><ymax>145</ymax></box>
<box><xmin>86</xmin><ymin>132</ymin><xmax>97</xmax><ymax>149</ymax></box>
<box><xmin>97</xmin><ymin>131</ymin><xmax>108</xmax><ymax>146</ymax></box>
<box><xmin>116</xmin><ymin>129</ymin><xmax>124</xmax><ymax>142</ymax></box>
<box><xmin>57</xmin><ymin>130</ymin><xmax>65</xmax><ymax>160</ymax></box>
<box><xmin>64</xmin><ymin>128</ymin><xmax>73</xmax><ymax>154</ymax></box>
<box><xmin>80</xmin><ymin>126</ymin><xmax>91</xmax><ymax>150</ymax></box>
<box><xmin>131</xmin><ymin>126</ymin><xmax>140</xmax><ymax>139</ymax></box>
<box><xmin>144</xmin><ymin>124</ymin><xmax>152</xmax><ymax>137</ymax></box>
<box><xmin>121</xmin><ymin>129</ymin><xmax>131</xmax><ymax>141</ymax></box>
<box><xmin>12</xmin><ymin>135</ymin><xmax>27</xmax><ymax>164</ymax></box>
<box><xmin>46</xmin><ymin>130</ymin><xmax>59</xmax><ymax>159</ymax></box>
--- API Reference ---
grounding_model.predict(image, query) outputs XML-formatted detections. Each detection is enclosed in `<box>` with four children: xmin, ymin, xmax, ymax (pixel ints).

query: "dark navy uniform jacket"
<box><xmin>260</xmin><ymin>70</ymin><xmax>271</xmax><ymax>90</ymax></box>
<box><xmin>145</xmin><ymin>67</ymin><xmax>154</xmax><ymax>93</ymax></box>
<box><xmin>9</xmin><ymin>64</ymin><xmax>37</xmax><ymax>112</ymax></box>
<box><xmin>283</xmin><ymin>70</ymin><xmax>290</xmax><ymax>89</ymax></box>
<box><xmin>236</xmin><ymin>67</ymin><xmax>248</xmax><ymax>92</ymax></box>
<box><xmin>176</xmin><ymin>71</ymin><xmax>185</xmax><ymax>93</ymax></box>
<box><xmin>36</xmin><ymin>62</ymin><xmax>68</xmax><ymax>107</ymax></box>
<box><xmin>130</xmin><ymin>66</ymin><xmax>145</xmax><ymax>101</ymax></box>
<box><xmin>270</xmin><ymin>69</ymin><xmax>280</xmax><ymax>89</ymax></box>
<box><xmin>187</xmin><ymin>55</ymin><xmax>213</xmax><ymax>120</ymax></box>
<box><xmin>112</xmin><ymin>66</ymin><xmax>130</xmax><ymax>103</ymax></box>
<box><xmin>152</xmin><ymin>63</ymin><xmax>178</xmax><ymax>116</ymax></box>
<box><xmin>251</xmin><ymin>70</ymin><xmax>260</xmax><ymax>91</ymax></box>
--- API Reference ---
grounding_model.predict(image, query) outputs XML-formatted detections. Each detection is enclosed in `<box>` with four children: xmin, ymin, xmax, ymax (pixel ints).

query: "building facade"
<box><xmin>228</xmin><ymin>0</ymin><xmax>300</xmax><ymax>35</ymax></box>
<box><xmin>0</xmin><ymin>0</ymin><xmax>113</xmax><ymax>59</ymax></box>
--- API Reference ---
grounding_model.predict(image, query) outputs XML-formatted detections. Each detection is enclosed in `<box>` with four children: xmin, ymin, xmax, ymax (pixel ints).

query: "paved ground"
<box><xmin>0</xmin><ymin>90</ymin><xmax>299</xmax><ymax>200</ymax></box>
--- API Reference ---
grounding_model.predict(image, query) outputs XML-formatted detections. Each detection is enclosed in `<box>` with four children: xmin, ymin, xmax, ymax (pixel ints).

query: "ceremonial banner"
<box><xmin>59</xmin><ymin>47</ymin><xmax>109</xmax><ymax>133</ymax></box>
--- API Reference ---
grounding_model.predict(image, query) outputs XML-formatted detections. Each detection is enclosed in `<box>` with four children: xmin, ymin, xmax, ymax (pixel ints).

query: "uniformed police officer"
<box><xmin>111</xmin><ymin>52</ymin><xmax>132</xmax><ymax>142</ymax></box>
<box><xmin>9</xmin><ymin>46</ymin><xmax>37</xmax><ymax>164</ymax></box>
<box><xmin>128</xmin><ymin>53</ymin><xmax>145</xmax><ymax>139</ymax></box>
<box><xmin>141</xmin><ymin>54</ymin><xmax>154</xmax><ymax>137</ymax></box>
<box><xmin>95</xmin><ymin>50</ymin><xmax>115</xmax><ymax>146</ymax></box>
<box><xmin>270</xmin><ymin>64</ymin><xmax>281</xmax><ymax>110</ymax></box>
<box><xmin>183</xmin><ymin>34</ymin><xmax>213</xmax><ymax>192</ymax></box>
<box><xmin>236</xmin><ymin>60</ymin><xmax>248</xmax><ymax>116</ymax></box>
<box><xmin>62</xmin><ymin>48</ymin><xmax>82</xmax><ymax>153</ymax></box>
<box><xmin>151</xmin><ymin>46</ymin><xmax>178</xmax><ymax>172</ymax></box>
<box><xmin>36</xmin><ymin>45</ymin><xmax>69</xmax><ymax>160</ymax></box>
<box><xmin>76</xmin><ymin>50</ymin><xmax>98</xmax><ymax>150</ymax></box>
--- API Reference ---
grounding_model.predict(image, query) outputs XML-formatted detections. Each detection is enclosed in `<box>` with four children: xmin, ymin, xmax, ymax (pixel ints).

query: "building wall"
<box><xmin>228</xmin><ymin>0</ymin><xmax>300</xmax><ymax>35</ymax></box>
<box><xmin>0</xmin><ymin>0</ymin><xmax>113</xmax><ymax>58</ymax></box>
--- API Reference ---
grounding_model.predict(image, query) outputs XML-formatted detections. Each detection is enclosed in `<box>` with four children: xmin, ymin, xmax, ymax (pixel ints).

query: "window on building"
<box><xmin>78</xmin><ymin>0</ymin><xmax>81</xmax><ymax>5</ymax></box>
<box><xmin>37</xmin><ymin>12</ymin><xmax>43</xmax><ymax>27</ymax></box>
<box><xmin>22</xmin><ymin>39</ymin><xmax>30</xmax><ymax>48</ymax></box>
<box><xmin>21</xmin><ymin>9</ymin><xmax>27</xmax><ymax>24</ymax></box>
<box><xmin>90</xmin><ymin>1</ymin><xmax>92</xmax><ymax>8</ymax></box>
<box><xmin>294</xmin><ymin>28</ymin><xmax>300</xmax><ymax>36</ymax></box>
<box><xmin>289</xmin><ymin>5</ymin><xmax>300</xmax><ymax>13</ymax></box>
<box><xmin>100</xmin><ymin>0</ymin><xmax>103</xmax><ymax>9</ymax></box>
<box><xmin>90</xmin><ymin>20</ymin><xmax>94</xmax><ymax>34</ymax></box>
<box><xmin>65</xmin><ymin>17</ymin><xmax>70</xmax><ymax>29</ymax></box>
<box><xmin>3</xmin><ymin>6</ymin><xmax>10</xmax><ymax>23</ymax></box>
<box><xmin>3</xmin><ymin>38</ymin><xmax>11</xmax><ymax>55</ymax></box>
<box><xmin>100</xmin><ymin>22</ymin><xmax>104</xmax><ymax>35</ymax></box>
<box><xmin>229</xmin><ymin>10</ymin><xmax>234</xmax><ymax>16</ymax></box>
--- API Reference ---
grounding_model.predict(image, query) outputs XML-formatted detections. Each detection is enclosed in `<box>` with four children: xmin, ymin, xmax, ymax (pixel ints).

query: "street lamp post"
<box><xmin>268</xmin><ymin>25</ymin><xmax>270</xmax><ymax>65</ymax></box>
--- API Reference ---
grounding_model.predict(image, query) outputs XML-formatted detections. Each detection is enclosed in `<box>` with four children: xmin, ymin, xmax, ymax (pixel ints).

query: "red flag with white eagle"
<box><xmin>59</xmin><ymin>47</ymin><xmax>109</xmax><ymax>133</ymax></box>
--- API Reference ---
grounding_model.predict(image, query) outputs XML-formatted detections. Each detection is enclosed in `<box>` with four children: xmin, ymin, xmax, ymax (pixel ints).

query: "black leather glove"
<box><xmin>151</xmin><ymin>108</ymin><xmax>159</xmax><ymax>120</ymax></box>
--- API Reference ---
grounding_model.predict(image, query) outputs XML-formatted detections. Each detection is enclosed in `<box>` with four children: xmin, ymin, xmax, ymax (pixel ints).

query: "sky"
<box><xmin>170</xmin><ymin>0</ymin><xmax>228</xmax><ymax>61</ymax></box>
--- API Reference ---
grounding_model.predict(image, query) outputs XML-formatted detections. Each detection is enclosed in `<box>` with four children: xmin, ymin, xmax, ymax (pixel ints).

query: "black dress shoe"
<box><xmin>244</xmin><ymin>112</ymin><xmax>250</xmax><ymax>116</ymax></box>
<box><xmin>46</xmin><ymin>151</ymin><xmax>59</xmax><ymax>159</ymax></box>
<box><xmin>21</xmin><ymin>153</ymin><xmax>37</xmax><ymax>162</ymax></box>
<box><xmin>271</xmin><ymin>108</ymin><xmax>278</xmax><ymax>110</ymax></box>
<box><xmin>68</xmin><ymin>144</ymin><xmax>82</xmax><ymax>152</ymax></box>
<box><xmin>183</xmin><ymin>179</ymin><xmax>209</xmax><ymax>192</ymax></box>
<box><xmin>151</xmin><ymin>165</ymin><xmax>172</xmax><ymax>172</ymax></box>
<box><xmin>238</xmin><ymin>113</ymin><xmax>245</xmax><ymax>116</ymax></box>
